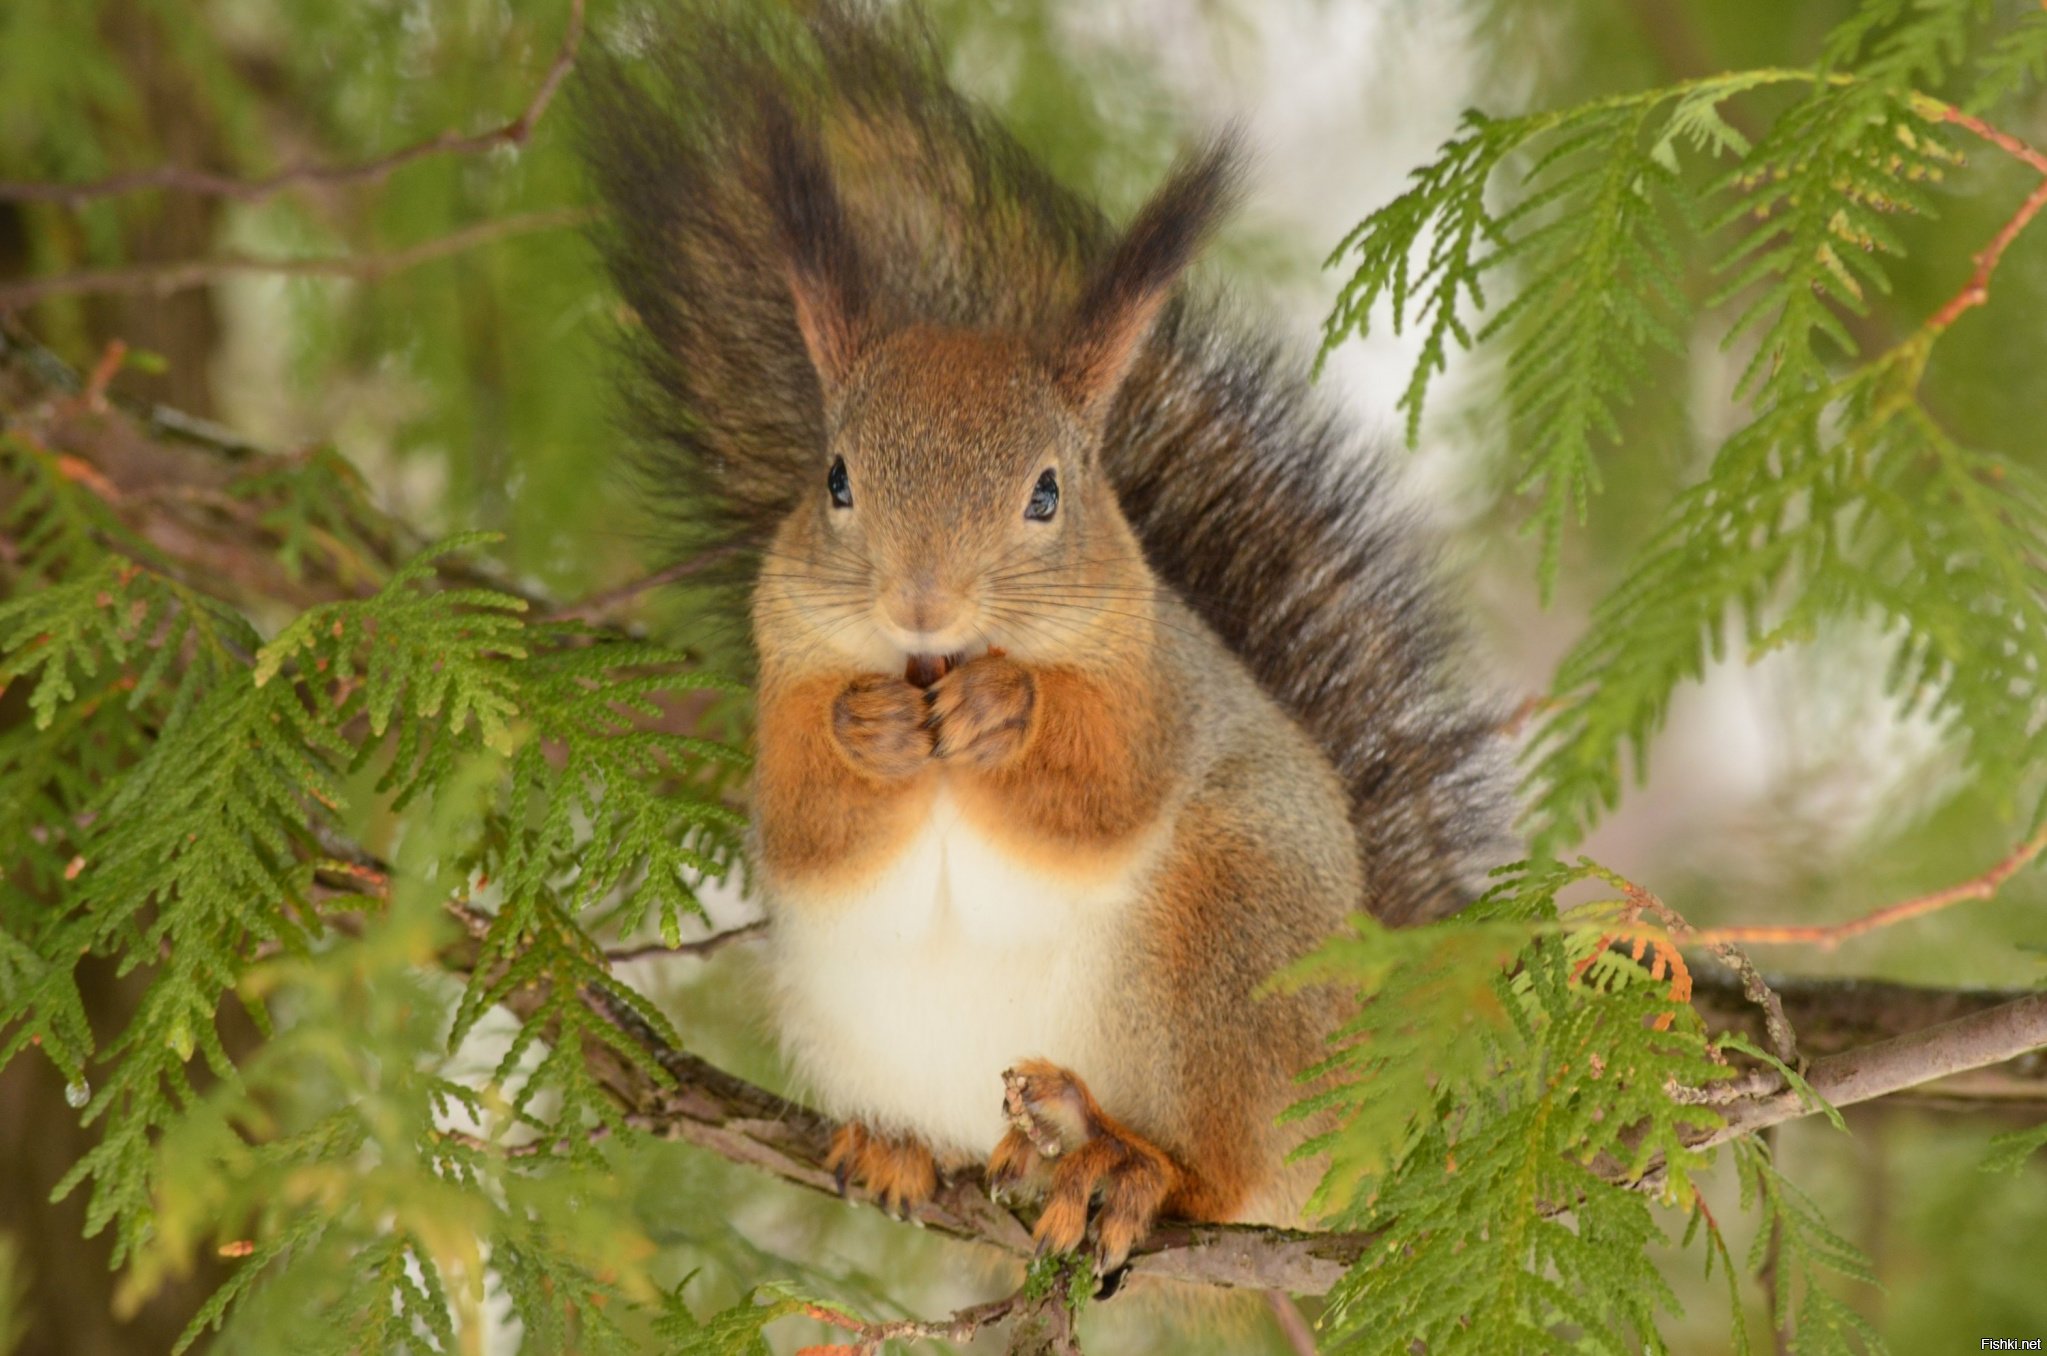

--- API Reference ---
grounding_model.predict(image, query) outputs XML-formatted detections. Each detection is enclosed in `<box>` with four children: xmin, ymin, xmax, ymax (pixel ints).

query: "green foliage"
<box><xmin>652</xmin><ymin>1280</ymin><xmax>847</xmax><ymax>1356</ymax></box>
<box><xmin>1734</xmin><ymin>1140</ymin><xmax>1885</xmax><ymax>1354</ymax></box>
<box><xmin>1289</xmin><ymin>862</ymin><xmax>1886</xmax><ymax>1355</ymax></box>
<box><xmin>0</xmin><ymin>440</ymin><xmax>744</xmax><ymax>1341</ymax></box>
<box><xmin>1323</xmin><ymin>0</ymin><xmax>2047</xmax><ymax>849</ymax></box>
<box><xmin>1981</xmin><ymin>1119</ymin><xmax>2047</xmax><ymax>1172</ymax></box>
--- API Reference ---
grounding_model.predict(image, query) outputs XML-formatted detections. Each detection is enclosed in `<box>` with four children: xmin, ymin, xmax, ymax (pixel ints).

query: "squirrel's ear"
<box><xmin>760</xmin><ymin>99</ymin><xmax>871</xmax><ymax>397</ymax></box>
<box><xmin>1050</xmin><ymin>135</ymin><xmax>1242</xmax><ymax>417</ymax></box>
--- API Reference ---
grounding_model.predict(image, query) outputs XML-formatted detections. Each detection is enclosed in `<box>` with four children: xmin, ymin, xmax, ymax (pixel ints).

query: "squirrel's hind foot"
<box><xmin>994</xmin><ymin>1060</ymin><xmax>1178</xmax><ymax>1272</ymax></box>
<box><xmin>824</xmin><ymin>1121</ymin><xmax>940</xmax><ymax>1220</ymax></box>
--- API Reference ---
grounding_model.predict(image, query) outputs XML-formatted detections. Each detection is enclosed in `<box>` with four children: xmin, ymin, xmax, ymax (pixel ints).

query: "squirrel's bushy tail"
<box><xmin>575</xmin><ymin>1</ymin><xmax>1512</xmax><ymax>922</ymax></box>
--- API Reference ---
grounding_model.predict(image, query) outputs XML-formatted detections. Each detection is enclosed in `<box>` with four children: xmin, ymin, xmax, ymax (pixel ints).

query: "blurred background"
<box><xmin>2</xmin><ymin>0</ymin><xmax>2044</xmax><ymax>1351</ymax></box>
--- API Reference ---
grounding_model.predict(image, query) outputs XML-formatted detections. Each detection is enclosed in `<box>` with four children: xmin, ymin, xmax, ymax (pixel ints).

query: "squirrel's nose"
<box><xmin>881</xmin><ymin>573</ymin><xmax>965</xmax><ymax>636</ymax></box>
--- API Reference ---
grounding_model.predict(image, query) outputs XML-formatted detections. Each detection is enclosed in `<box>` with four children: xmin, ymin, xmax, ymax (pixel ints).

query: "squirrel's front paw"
<box><xmin>925</xmin><ymin>654</ymin><xmax>1035</xmax><ymax>767</ymax></box>
<box><xmin>997</xmin><ymin>1061</ymin><xmax>1177</xmax><ymax>1272</ymax></box>
<box><xmin>831</xmin><ymin>675</ymin><xmax>934</xmax><ymax>778</ymax></box>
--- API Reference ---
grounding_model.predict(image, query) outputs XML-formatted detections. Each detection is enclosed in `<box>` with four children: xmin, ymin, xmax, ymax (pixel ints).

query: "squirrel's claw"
<box><xmin>825</xmin><ymin>1121</ymin><xmax>939</xmax><ymax>1218</ymax></box>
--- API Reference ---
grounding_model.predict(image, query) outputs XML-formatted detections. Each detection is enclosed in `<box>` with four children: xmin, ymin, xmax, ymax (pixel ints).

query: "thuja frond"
<box><xmin>1293</xmin><ymin>860</ymin><xmax>1876</xmax><ymax>1354</ymax></box>
<box><xmin>1527</xmin><ymin>348</ymin><xmax>2047</xmax><ymax>843</ymax></box>
<box><xmin>1</xmin><ymin>526</ymin><xmax>745</xmax><ymax>1307</ymax></box>
<box><xmin>1318</xmin><ymin>71</ymin><xmax>1811</xmax><ymax>590</ymax></box>
<box><xmin>1708</xmin><ymin>85</ymin><xmax>1949</xmax><ymax>406</ymax></box>
<box><xmin>48</xmin><ymin>661</ymin><xmax>348</xmax><ymax>1265</ymax></box>
<box><xmin>256</xmin><ymin>530</ymin><xmax>529</xmax><ymax>762</ymax></box>
<box><xmin>655</xmin><ymin>1281</ymin><xmax>829</xmax><ymax>1356</ymax></box>
<box><xmin>0</xmin><ymin>431</ymin><xmax>130</xmax><ymax>581</ymax></box>
<box><xmin>227</xmin><ymin>444</ymin><xmax>392</xmax><ymax>588</ymax></box>
<box><xmin>1326</xmin><ymin>0</ymin><xmax>2047</xmax><ymax>845</ymax></box>
<box><xmin>1483</xmin><ymin>100</ymin><xmax>1687</xmax><ymax>584</ymax></box>
<box><xmin>1735</xmin><ymin>1139</ymin><xmax>1887</xmax><ymax>1356</ymax></box>
<box><xmin>1970</xmin><ymin>8</ymin><xmax>2047</xmax><ymax>113</ymax></box>
<box><xmin>1981</xmin><ymin>1120</ymin><xmax>2047</xmax><ymax>1173</ymax></box>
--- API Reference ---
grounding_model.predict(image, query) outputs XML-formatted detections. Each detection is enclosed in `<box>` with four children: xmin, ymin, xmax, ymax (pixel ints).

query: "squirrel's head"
<box><xmin>754</xmin><ymin>103</ymin><xmax>1241</xmax><ymax>676</ymax></box>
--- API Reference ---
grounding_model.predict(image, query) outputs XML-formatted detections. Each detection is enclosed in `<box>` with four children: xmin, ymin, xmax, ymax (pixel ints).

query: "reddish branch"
<box><xmin>1926</xmin><ymin>104</ymin><xmax>2047</xmax><ymax>330</ymax></box>
<box><xmin>1693</xmin><ymin>823</ymin><xmax>2047</xmax><ymax>949</ymax></box>
<box><xmin>0</xmin><ymin>0</ymin><xmax>586</xmax><ymax>207</ymax></box>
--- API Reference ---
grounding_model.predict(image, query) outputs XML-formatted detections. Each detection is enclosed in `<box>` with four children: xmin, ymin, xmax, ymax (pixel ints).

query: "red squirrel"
<box><xmin>579</xmin><ymin>2</ymin><xmax>1511</xmax><ymax>1272</ymax></box>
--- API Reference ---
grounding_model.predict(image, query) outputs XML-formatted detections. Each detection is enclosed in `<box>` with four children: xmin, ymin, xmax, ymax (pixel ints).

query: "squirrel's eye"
<box><xmin>827</xmin><ymin>456</ymin><xmax>852</xmax><ymax>509</ymax></box>
<box><xmin>1025</xmin><ymin>468</ymin><xmax>1059</xmax><ymax>522</ymax></box>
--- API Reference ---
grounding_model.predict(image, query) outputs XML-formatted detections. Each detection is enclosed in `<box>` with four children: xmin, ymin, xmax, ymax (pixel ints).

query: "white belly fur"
<box><xmin>768</xmin><ymin>787</ymin><xmax>1161</xmax><ymax>1157</ymax></box>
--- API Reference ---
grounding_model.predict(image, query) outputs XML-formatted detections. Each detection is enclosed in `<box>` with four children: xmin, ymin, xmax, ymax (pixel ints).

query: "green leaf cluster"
<box><xmin>1287</xmin><ymin>862</ymin><xmax>1881</xmax><ymax>1355</ymax></box>
<box><xmin>0</xmin><ymin>445</ymin><xmax>745</xmax><ymax>1343</ymax></box>
<box><xmin>1321</xmin><ymin>0</ymin><xmax>2047</xmax><ymax>848</ymax></box>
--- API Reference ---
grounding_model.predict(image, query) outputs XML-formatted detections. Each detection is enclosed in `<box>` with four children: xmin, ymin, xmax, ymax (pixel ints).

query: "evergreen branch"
<box><xmin>1691</xmin><ymin>822</ymin><xmax>2047</xmax><ymax>949</ymax></box>
<box><xmin>0</xmin><ymin>0</ymin><xmax>585</xmax><ymax>206</ymax></box>
<box><xmin>441</xmin><ymin>882</ymin><xmax>2047</xmax><ymax>1299</ymax></box>
<box><xmin>0</xmin><ymin>208</ymin><xmax>596</xmax><ymax>311</ymax></box>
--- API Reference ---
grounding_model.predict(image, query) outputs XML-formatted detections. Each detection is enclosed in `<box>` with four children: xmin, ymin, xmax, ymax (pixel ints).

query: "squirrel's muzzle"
<box><xmin>880</xmin><ymin>575</ymin><xmax>968</xmax><ymax>641</ymax></box>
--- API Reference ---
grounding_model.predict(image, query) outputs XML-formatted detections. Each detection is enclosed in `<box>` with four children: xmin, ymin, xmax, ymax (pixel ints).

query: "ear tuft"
<box><xmin>759</xmin><ymin>96</ymin><xmax>870</xmax><ymax>395</ymax></box>
<box><xmin>1051</xmin><ymin>134</ymin><xmax>1244</xmax><ymax>415</ymax></box>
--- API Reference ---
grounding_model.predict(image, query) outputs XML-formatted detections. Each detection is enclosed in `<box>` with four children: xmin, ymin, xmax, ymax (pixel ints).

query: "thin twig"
<box><xmin>547</xmin><ymin>546</ymin><xmax>746</xmax><ymax>624</ymax></box>
<box><xmin>1693</xmin><ymin>823</ymin><xmax>2047</xmax><ymax>949</ymax></box>
<box><xmin>436</xmin><ymin>1122</ymin><xmax>613</xmax><ymax>1160</ymax></box>
<box><xmin>0</xmin><ymin>207</ymin><xmax>595</xmax><ymax>311</ymax></box>
<box><xmin>1926</xmin><ymin>103</ymin><xmax>2047</xmax><ymax>330</ymax></box>
<box><xmin>800</xmin><ymin>1295</ymin><xmax>1022</xmax><ymax>1354</ymax></box>
<box><xmin>0</xmin><ymin>0</ymin><xmax>586</xmax><ymax>207</ymax></box>
<box><xmin>604</xmin><ymin>919</ymin><xmax>767</xmax><ymax>965</ymax></box>
<box><xmin>1265</xmin><ymin>1290</ymin><xmax>1320</xmax><ymax>1356</ymax></box>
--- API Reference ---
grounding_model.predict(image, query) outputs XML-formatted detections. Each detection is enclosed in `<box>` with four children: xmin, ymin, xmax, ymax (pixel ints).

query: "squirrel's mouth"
<box><xmin>903</xmin><ymin>652</ymin><xmax>967</xmax><ymax>689</ymax></box>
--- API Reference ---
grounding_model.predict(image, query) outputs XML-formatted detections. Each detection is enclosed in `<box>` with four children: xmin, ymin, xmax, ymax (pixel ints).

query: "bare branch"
<box><xmin>1927</xmin><ymin>102</ymin><xmax>2047</xmax><ymax>331</ymax></box>
<box><xmin>1693</xmin><ymin>823</ymin><xmax>2047</xmax><ymax>949</ymax></box>
<box><xmin>604</xmin><ymin>919</ymin><xmax>766</xmax><ymax>965</ymax></box>
<box><xmin>546</xmin><ymin>546</ymin><xmax>746</xmax><ymax>624</ymax></box>
<box><xmin>1700</xmin><ymin>990</ymin><xmax>2047</xmax><ymax>1147</ymax></box>
<box><xmin>0</xmin><ymin>208</ymin><xmax>595</xmax><ymax>312</ymax></box>
<box><xmin>801</xmin><ymin>1294</ymin><xmax>1023</xmax><ymax>1354</ymax></box>
<box><xmin>0</xmin><ymin>0</ymin><xmax>586</xmax><ymax>207</ymax></box>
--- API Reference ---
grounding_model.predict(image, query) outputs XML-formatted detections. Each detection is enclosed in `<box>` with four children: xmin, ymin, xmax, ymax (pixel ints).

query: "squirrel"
<box><xmin>577</xmin><ymin>2</ymin><xmax>1511</xmax><ymax>1272</ymax></box>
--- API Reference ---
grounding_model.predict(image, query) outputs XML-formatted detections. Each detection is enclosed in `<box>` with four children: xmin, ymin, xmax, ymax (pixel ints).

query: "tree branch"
<box><xmin>0</xmin><ymin>0</ymin><xmax>585</xmax><ymax>207</ymax></box>
<box><xmin>0</xmin><ymin>208</ymin><xmax>596</xmax><ymax>311</ymax></box>
<box><xmin>1691</xmin><ymin>822</ymin><xmax>2047</xmax><ymax>949</ymax></box>
<box><xmin>10</xmin><ymin>330</ymin><xmax>2046</xmax><ymax>1308</ymax></box>
<box><xmin>1701</xmin><ymin>990</ymin><xmax>2047</xmax><ymax>1146</ymax></box>
<box><xmin>1926</xmin><ymin>102</ymin><xmax>2047</xmax><ymax>331</ymax></box>
<box><xmin>603</xmin><ymin>919</ymin><xmax>766</xmax><ymax>965</ymax></box>
<box><xmin>800</xmin><ymin>1294</ymin><xmax>1025</xmax><ymax>1354</ymax></box>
